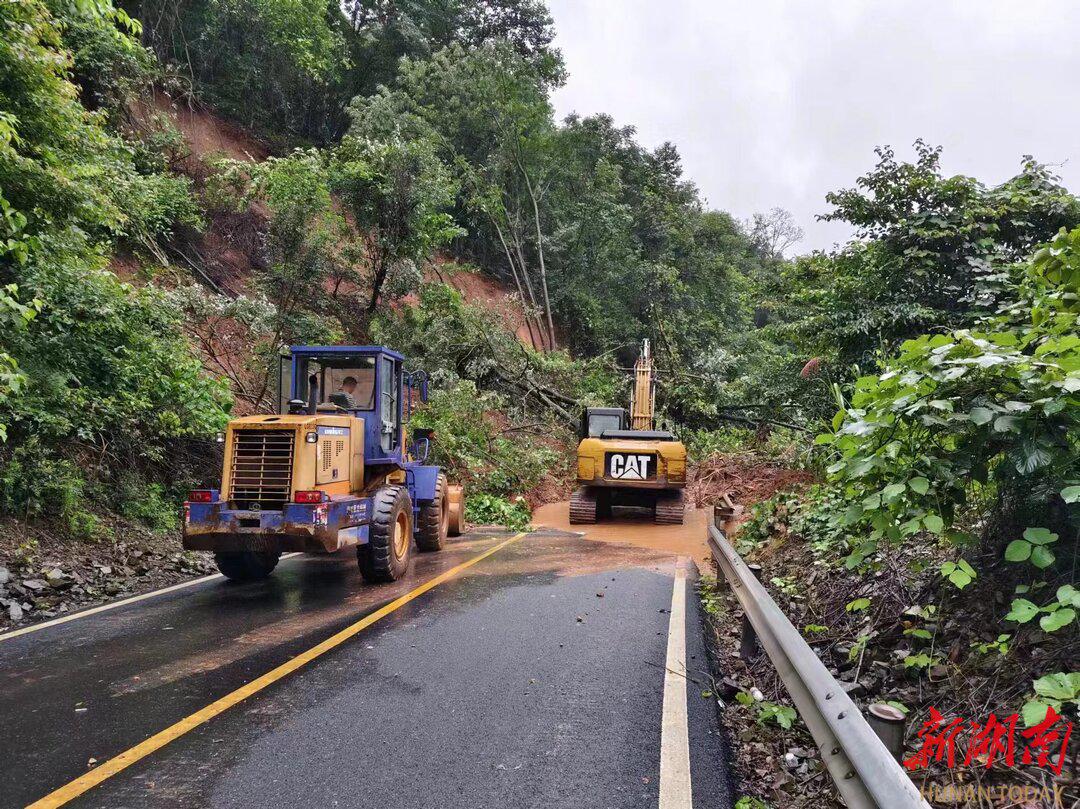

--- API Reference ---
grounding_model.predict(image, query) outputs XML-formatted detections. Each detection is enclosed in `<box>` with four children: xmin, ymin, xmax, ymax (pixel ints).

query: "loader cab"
<box><xmin>279</xmin><ymin>346</ymin><xmax>408</xmax><ymax>464</ymax></box>
<box><xmin>580</xmin><ymin>407</ymin><xmax>628</xmax><ymax>440</ymax></box>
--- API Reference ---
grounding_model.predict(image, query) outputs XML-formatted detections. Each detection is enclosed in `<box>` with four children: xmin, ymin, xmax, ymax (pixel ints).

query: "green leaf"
<box><xmin>1023</xmin><ymin>527</ymin><xmax>1058</xmax><ymax>545</ymax></box>
<box><xmin>907</xmin><ymin>477</ymin><xmax>930</xmax><ymax>494</ymax></box>
<box><xmin>1033</xmin><ymin>673</ymin><xmax>1080</xmax><ymax>701</ymax></box>
<box><xmin>1040</xmin><ymin>608</ymin><xmax>1075</xmax><ymax>632</ymax></box>
<box><xmin>1022</xmin><ymin>700</ymin><xmax>1056</xmax><ymax>728</ymax></box>
<box><xmin>1056</xmin><ymin>584</ymin><xmax>1080</xmax><ymax>608</ymax></box>
<box><xmin>1005</xmin><ymin>598</ymin><xmax>1040</xmax><ymax>623</ymax></box>
<box><xmin>1004</xmin><ymin>540</ymin><xmax>1032</xmax><ymax>562</ymax></box>
<box><xmin>882</xmin><ymin>483</ymin><xmax>905</xmax><ymax>500</ymax></box>
<box><xmin>993</xmin><ymin>415</ymin><xmax>1020</xmax><ymax>433</ymax></box>
<box><xmin>845</xmin><ymin>597</ymin><xmax>871</xmax><ymax>613</ymax></box>
<box><xmin>922</xmin><ymin>514</ymin><xmax>944</xmax><ymax>534</ymax></box>
<box><xmin>1030</xmin><ymin>545</ymin><xmax>1055</xmax><ymax>569</ymax></box>
<box><xmin>1061</xmin><ymin>485</ymin><xmax>1080</xmax><ymax>503</ymax></box>
<box><xmin>904</xmin><ymin>653</ymin><xmax>932</xmax><ymax>669</ymax></box>
<box><xmin>969</xmin><ymin>407</ymin><xmax>994</xmax><ymax>425</ymax></box>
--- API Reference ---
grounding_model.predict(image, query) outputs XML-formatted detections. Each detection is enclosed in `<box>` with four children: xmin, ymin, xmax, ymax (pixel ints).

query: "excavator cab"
<box><xmin>580</xmin><ymin>407</ymin><xmax>627</xmax><ymax>439</ymax></box>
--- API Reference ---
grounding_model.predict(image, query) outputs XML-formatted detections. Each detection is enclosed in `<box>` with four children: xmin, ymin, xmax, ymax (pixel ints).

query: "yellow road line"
<box><xmin>0</xmin><ymin>554</ymin><xmax>303</xmax><ymax>643</ymax></box>
<box><xmin>28</xmin><ymin>533</ymin><xmax>526</xmax><ymax>809</ymax></box>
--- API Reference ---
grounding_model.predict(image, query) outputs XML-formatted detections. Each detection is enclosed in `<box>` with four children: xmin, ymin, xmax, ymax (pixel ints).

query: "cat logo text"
<box><xmin>606</xmin><ymin>453</ymin><xmax>655</xmax><ymax>480</ymax></box>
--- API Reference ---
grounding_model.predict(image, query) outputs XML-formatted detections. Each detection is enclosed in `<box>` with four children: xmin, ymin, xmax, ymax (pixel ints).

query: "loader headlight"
<box><xmin>305</xmin><ymin>431</ymin><xmax>318</xmax><ymax>443</ymax></box>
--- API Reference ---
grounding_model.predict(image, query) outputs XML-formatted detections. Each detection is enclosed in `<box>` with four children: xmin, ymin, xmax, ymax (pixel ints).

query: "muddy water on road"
<box><xmin>531</xmin><ymin>501</ymin><xmax>712</xmax><ymax>570</ymax></box>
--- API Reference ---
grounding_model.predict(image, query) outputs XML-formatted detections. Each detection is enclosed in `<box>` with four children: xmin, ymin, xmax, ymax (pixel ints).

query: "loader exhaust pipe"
<box><xmin>307</xmin><ymin>373</ymin><xmax>319</xmax><ymax>415</ymax></box>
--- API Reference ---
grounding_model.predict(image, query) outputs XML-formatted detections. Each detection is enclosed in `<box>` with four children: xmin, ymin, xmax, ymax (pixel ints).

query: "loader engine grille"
<box><xmin>229</xmin><ymin>429</ymin><xmax>294</xmax><ymax>509</ymax></box>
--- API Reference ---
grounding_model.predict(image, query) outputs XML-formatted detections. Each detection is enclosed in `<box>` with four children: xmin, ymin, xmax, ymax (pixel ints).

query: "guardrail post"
<box><xmin>867</xmin><ymin>704</ymin><xmax>907</xmax><ymax>761</ymax></box>
<box><xmin>739</xmin><ymin>563</ymin><xmax>763</xmax><ymax>661</ymax></box>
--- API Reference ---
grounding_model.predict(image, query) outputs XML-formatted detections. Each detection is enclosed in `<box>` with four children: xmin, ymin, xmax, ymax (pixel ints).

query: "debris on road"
<box><xmin>0</xmin><ymin>519</ymin><xmax>216</xmax><ymax>630</ymax></box>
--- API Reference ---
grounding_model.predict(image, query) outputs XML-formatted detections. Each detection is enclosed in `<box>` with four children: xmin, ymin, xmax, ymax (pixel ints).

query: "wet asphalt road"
<box><xmin>0</xmin><ymin>530</ymin><xmax>733</xmax><ymax>808</ymax></box>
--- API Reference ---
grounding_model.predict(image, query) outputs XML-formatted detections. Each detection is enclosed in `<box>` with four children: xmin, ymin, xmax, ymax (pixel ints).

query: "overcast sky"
<box><xmin>546</xmin><ymin>0</ymin><xmax>1080</xmax><ymax>253</ymax></box>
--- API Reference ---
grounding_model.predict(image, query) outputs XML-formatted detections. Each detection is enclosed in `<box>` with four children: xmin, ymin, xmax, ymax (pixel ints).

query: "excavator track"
<box><xmin>569</xmin><ymin>487</ymin><xmax>597</xmax><ymax>524</ymax></box>
<box><xmin>654</xmin><ymin>490</ymin><xmax>686</xmax><ymax>525</ymax></box>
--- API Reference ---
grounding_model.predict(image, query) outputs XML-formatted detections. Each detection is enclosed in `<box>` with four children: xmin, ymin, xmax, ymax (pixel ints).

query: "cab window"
<box><xmin>295</xmin><ymin>356</ymin><xmax>376</xmax><ymax>410</ymax></box>
<box><xmin>588</xmin><ymin>413</ymin><xmax>623</xmax><ymax>437</ymax></box>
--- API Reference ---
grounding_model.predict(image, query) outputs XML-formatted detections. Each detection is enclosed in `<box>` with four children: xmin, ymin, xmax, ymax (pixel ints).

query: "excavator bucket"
<box><xmin>446</xmin><ymin>484</ymin><xmax>465</xmax><ymax>536</ymax></box>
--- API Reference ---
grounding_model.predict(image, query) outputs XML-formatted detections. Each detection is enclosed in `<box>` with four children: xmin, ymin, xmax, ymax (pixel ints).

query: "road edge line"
<box><xmin>0</xmin><ymin>554</ymin><xmax>303</xmax><ymax>643</ymax></box>
<box><xmin>26</xmin><ymin>533</ymin><xmax>526</xmax><ymax>808</ymax></box>
<box><xmin>659</xmin><ymin>560</ymin><xmax>693</xmax><ymax>809</ymax></box>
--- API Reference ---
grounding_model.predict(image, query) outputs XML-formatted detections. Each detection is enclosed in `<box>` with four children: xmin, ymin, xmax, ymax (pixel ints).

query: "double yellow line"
<box><xmin>30</xmin><ymin>532</ymin><xmax>526</xmax><ymax>808</ymax></box>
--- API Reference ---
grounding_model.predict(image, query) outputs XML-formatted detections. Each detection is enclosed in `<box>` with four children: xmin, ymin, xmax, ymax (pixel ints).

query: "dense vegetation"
<box><xmin>1</xmin><ymin>0</ymin><xmax>1075</xmax><ymax>765</ymax></box>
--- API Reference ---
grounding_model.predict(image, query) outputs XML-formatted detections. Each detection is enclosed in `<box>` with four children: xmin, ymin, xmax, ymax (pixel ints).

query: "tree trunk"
<box><xmin>367</xmin><ymin>252</ymin><xmax>387</xmax><ymax>313</ymax></box>
<box><xmin>519</xmin><ymin>162</ymin><xmax>557</xmax><ymax>351</ymax></box>
<box><xmin>492</xmin><ymin>218</ymin><xmax>542</xmax><ymax>352</ymax></box>
<box><xmin>508</xmin><ymin>215</ymin><xmax>549</xmax><ymax>351</ymax></box>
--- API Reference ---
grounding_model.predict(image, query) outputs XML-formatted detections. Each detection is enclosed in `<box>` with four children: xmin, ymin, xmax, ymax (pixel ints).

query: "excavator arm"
<box><xmin>628</xmin><ymin>339</ymin><xmax>655</xmax><ymax>431</ymax></box>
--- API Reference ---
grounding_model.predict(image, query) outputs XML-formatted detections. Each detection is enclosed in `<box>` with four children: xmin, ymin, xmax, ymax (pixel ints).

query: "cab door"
<box><xmin>379</xmin><ymin>356</ymin><xmax>399</xmax><ymax>455</ymax></box>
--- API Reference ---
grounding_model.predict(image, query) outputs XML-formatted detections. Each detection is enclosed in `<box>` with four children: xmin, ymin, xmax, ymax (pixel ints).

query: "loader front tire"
<box><xmin>215</xmin><ymin>550</ymin><xmax>280</xmax><ymax>581</ymax></box>
<box><xmin>415</xmin><ymin>473</ymin><xmax>449</xmax><ymax>552</ymax></box>
<box><xmin>358</xmin><ymin>485</ymin><xmax>413</xmax><ymax>583</ymax></box>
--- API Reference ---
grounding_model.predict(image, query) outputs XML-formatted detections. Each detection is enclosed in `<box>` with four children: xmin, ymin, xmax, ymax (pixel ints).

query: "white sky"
<box><xmin>547</xmin><ymin>0</ymin><xmax>1080</xmax><ymax>253</ymax></box>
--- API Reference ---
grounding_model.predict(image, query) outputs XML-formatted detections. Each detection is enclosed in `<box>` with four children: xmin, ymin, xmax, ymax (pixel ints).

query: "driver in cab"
<box><xmin>335</xmin><ymin>376</ymin><xmax>358</xmax><ymax>408</ymax></box>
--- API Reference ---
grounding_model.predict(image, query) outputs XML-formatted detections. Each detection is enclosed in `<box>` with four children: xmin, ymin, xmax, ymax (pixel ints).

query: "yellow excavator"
<box><xmin>570</xmin><ymin>340</ymin><xmax>687</xmax><ymax>524</ymax></box>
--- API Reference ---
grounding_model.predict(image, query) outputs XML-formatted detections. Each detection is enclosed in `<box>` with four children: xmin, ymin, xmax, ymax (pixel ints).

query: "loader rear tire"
<box><xmin>655</xmin><ymin>489</ymin><xmax>686</xmax><ymax>525</ymax></box>
<box><xmin>415</xmin><ymin>472</ymin><xmax>449</xmax><ymax>552</ymax></box>
<box><xmin>446</xmin><ymin>484</ymin><xmax>465</xmax><ymax>536</ymax></box>
<box><xmin>215</xmin><ymin>550</ymin><xmax>280</xmax><ymax>581</ymax></box>
<box><xmin>569</xmin><ymin>487</ymin><xmax>597</xmax><ymax>524</ymax></box>
<box><xmin>358</xmin><ymin>485</ymin><xmax>412</xmax><ymax>583</ymax></box>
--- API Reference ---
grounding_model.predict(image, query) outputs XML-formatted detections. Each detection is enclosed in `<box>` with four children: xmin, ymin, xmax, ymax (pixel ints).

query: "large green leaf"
<box><xmin>1005</xmin><ymin>598</ymin><xmax>1039</xmax><ymax>623</ymax></box>
<box><xmin>922</xmin><ymin>514</ymin><xmax>944</xmax><ymax>534</ymax></box>
<box><xmin>1033</xmin><ymin>672</ymin><xmax>1080</xmax><ymax>701</ymax></box>
<box><xmin>1056</xmin><ymin>584</ymin><xmax>1080</xmax><ymax>608</ymax></box>
<box><xmin>1022</xmin><ymin>699</ymin><xmax>1056</xmax><ymax>728</ymax></box>
<box><xmin>907</xmin><ymin>477</ymin><xmax>930</xmax><ymax>494</ymax></box>
<box><xmin>1023</xmin><ymin>527</ymin><xmax>1058</xmax><ymax>545</ymax></box>
<box><xmin>1040</xmin><ymin>608</ymin><xmax>1075</xmax><ymax>632</ymax></box>
<box><xmin>1030</xmin><ymin>545</ymin><xmax>1056</xmax><ymax>569</ymax></box>
<box><xmin>1004</xmin><ymin>540</ymin><xmax>1032</xmax><ymax>562</ymax></box>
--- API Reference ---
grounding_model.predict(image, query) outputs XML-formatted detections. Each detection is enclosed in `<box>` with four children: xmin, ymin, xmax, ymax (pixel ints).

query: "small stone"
<box><xmin>0</xmin><ymin>567</ymin><xmax>10</xmax><ymax>585</ymax></box>
<box><xmin>783</xmin><ymin>752</ymin><xmax>799</xmax><ymax>770</ymax></box>
<box><xmin>8</xmin><ymin>603</ymin><xmax>23</xmax><ymax>621</ymax></box>
<box><xmin>841</xmin><ymin>681</ymin><xmax>867</xmax><ymax>698</ymax></box>
<box><xmin>595</xmin><ymin>592</ymin><xmax>604</xmax><ymax>598</ymax></box>
<box><xmin>576</xmin><ymin>616</ymin><xmax>584</xmax><ymax>623</ymax></box>
<box><xmin>22</xmin><ymin>579</ymin><xmax>46</xmax><ymax>592</ymax></box>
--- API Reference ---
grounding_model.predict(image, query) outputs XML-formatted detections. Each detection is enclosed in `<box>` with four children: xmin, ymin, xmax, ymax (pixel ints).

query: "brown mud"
<box><xmin>531</xmin><ymin>502</ymin><xmax>712</xmax><ymax>570</ymax></box>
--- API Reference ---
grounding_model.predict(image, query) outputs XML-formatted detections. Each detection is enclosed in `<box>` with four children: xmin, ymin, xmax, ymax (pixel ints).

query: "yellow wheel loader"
<box><xmin>182</xmin><ymin>345</ymin><xmax>465</xmax><ymax>583</ymax></box>
<box><xmin>570</xmin><ymin>340</ymin><xmax>687</xmax><ymax>525</ymax></box>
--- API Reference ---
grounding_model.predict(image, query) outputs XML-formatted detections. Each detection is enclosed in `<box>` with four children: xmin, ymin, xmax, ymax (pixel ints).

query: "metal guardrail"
<box><xmin>708</xmin><ymin>522</ymin><xmax>931</xmax><ymax>809</ymax></box>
